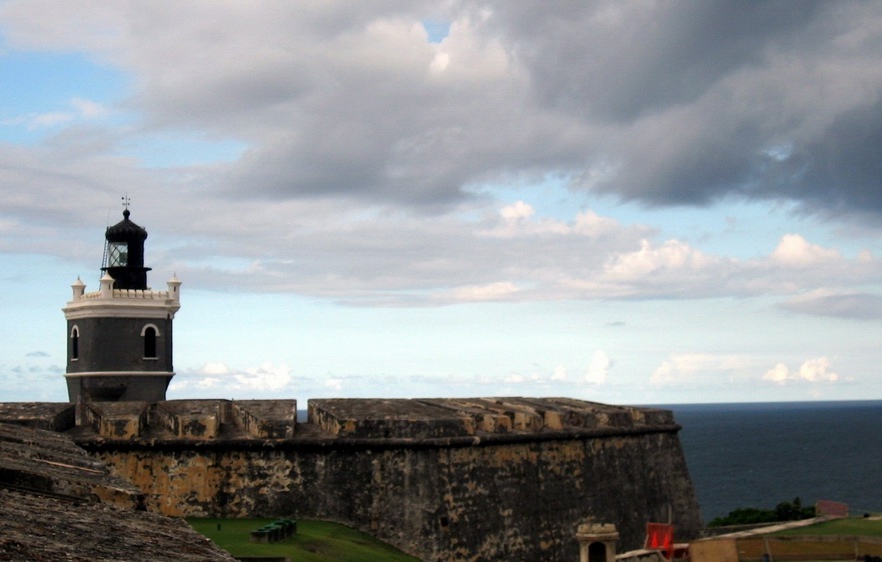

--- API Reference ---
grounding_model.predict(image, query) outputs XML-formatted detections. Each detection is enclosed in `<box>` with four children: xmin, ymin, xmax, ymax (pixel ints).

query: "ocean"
<box><xmin>667</xmin><ymin>400</ymin><xmax>882</xmax><ymax>522</ymax></box>
<box><xmin>297</xmin><ymin>400</ymin><xmax>882</xmax><ymax>524</ymax></box>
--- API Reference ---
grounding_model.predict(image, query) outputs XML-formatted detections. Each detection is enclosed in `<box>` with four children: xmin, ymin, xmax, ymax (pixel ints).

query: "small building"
<box><xmin>63</xmin><ymin>208</ymin><xmax>181</xmax><ymax>402</ymax></box>
<box><xmin>576</xmin><ymin>521</ymin><xmax>619</xmax><ymax>562</ymax></box>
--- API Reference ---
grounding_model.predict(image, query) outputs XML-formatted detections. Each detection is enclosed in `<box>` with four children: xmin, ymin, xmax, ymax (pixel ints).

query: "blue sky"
<box><xmin>2</xmin><ymin>1</ymin><xmax>882</xmax><ymax>405</ymax></box>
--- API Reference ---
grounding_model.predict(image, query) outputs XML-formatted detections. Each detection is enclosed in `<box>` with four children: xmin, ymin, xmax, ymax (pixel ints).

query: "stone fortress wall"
<box><xmin>2</xmin><ymin>397</ymin><xmax>703</xmax><ymax>561</ymax></box>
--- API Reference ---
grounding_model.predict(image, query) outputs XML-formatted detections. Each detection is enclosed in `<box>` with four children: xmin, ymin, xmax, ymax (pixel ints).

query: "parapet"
<box><xmin>309</xmin><ymin>398</ymin><xmax>475</xmax><ymax>439</ymax></box>
<box><xmin>309</xmin><ymin>397</ymin><xmax>677</xmax><ymax>439</ymax></box>
<box><xmin>0</xmin><ymin>397</ymin><xmax>676</xmax><ymax>445</ymax></box>
<box><xmin>0</xmin><ymin>400</ymin><xmax>297</xmax><ymax>441</ymax></box>
<box><xmin>63</xmin><ymin>274</ymin><xmax>181</xmax><ymax>321</ymax></box>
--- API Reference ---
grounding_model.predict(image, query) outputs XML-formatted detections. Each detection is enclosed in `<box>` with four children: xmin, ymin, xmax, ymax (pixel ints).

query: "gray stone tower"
<box><xmin>63</xmin><ymin>208</ymin><xmax>181</xmax><ymax>402</ymax></box>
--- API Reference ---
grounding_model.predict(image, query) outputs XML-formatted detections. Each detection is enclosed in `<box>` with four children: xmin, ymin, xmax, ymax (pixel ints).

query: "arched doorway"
<box><xmin>588</xmin><ymin>541</ymin><xmax>607</xmax><ymax>562</ymax></box>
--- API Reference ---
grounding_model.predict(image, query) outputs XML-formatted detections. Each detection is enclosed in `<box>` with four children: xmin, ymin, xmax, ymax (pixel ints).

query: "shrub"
<box><xmin>709</xmin><ymin>498</ymin><xmax>815</xmax><ymax>527</ymax></box>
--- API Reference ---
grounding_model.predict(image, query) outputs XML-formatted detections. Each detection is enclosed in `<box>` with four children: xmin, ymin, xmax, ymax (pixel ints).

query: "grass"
<box><xmin>772</xmin><ymin>516</ymin><xmax>882</xmax><ymax>538</ymax></box>
<box><xmin>187</xmin><ymin>518</ymin><xmax>420</xmax><ymax>562</ymax></box>
<box><xmin>730</xmin><ymin>517</ymin><xmax>882</xmax><ymax>560</ymax></box>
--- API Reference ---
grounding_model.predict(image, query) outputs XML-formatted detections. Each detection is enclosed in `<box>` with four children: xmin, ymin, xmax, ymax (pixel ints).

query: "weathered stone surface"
<box><xmin>233</xmin><ymin>399</ymin><xmax>297</xmax><ymax>438</ymax></box>
<box><xmin>87</xmin><ymin>429</ymin><xmax>700</xmax><ymax>560</ymax></box>
<box><xmin>310</xmin><ymin>398</ymin><xmax>475</xmax><ymax>438</ymax></box>
<box><xmin>0</xmin><ymin>422</ymin><xmax>143</xmax><ymax>509</ymax></box>
<box><xmin>0</xmin><ymin>399</ymin><xmax>299</xmax><ymax>441</ymax></box>
<box><xmin>0</xmin><ymin>488</ymin><xmax>235</xmax><ymax>561</ymax></box>
<box><xmin>82</xmin><ymin>401</ymin><xmax>149</xmax><ymax>439</ymax></box>
<box><xmin>0</xmin><ymin>397</ymin><xmax>702</xmax><ymax>560</ymax></box>
<box><xmin>156</xmin><ymin>400</ymin><xmax>222</xmax><ymax>439</ymax></box>
<box><xmin>56</xmin><ymin>397</ymin><xmax>700</xmax><ymax>561</ymax></box>
<box><xmin>0</xmin><ymin>402</ymin><xmax>75</xmax><ymax>432</ymax></box>
<box><xmin>0</xmin><ymin>421</ymin><xmax>236</xmax><ymax>561</ymax></box>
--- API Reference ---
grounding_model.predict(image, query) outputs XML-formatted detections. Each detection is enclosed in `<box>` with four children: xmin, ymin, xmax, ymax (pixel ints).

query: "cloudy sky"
<box><xmin>2</xmin><ymin>1</ymin><xmax>882</xmax><ymax>405</ymax></box>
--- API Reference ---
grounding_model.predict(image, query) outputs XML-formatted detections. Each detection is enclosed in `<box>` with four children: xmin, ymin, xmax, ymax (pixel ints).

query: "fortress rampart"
<box><xmin>1</xmin><ymin>397</ymin><xmax>703</xmax><ymax>561</ymax></box>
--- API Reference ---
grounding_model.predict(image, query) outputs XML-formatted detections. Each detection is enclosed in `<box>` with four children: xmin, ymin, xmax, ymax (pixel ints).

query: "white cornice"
<box><xmin>65</xmin><ymin>276</ymin><xmax>181</xmax><ymax>320</ymax></box>
<box><xmin>64</xmin><ymin>371</ymin><xmax>175</xmax><ymax>378</ymax></box>
<box><xmin>63</xmin><ymin>299</ymin><xmax>180</xmax><ymax>320</ymax></box>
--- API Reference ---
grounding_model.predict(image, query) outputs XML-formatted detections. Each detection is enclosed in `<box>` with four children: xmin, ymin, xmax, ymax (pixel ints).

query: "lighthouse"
<box><xmin>63</xmin><ymin>207</ymin><xmax>181</xmax><ymax>402</ymax></box>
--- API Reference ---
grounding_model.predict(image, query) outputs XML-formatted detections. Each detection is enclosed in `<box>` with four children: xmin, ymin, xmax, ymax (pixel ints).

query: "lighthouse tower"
<box><xmin>63</xmin><ymin>208</ymin><xmax>181</xmax><ymax>402</ymax></box>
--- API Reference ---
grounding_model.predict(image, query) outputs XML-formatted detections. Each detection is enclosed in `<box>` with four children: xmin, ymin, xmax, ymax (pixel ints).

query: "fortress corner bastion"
<box><xmin>0</xmin><ymin>397</ymin><xmax>703</xmax><ymax>561</ymax></box>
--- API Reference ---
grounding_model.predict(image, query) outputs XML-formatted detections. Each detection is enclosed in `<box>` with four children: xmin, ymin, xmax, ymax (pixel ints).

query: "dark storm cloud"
<box><xmin>477</xmin><ymin>1</ymin><xmax>882</xmax><ymax>216</ymax></box>
<box><xmin>7</xmin><ymin>1</ymin><xmax>878</xmax><ymax>215</ymax></box>
<box><xmin>779</xmin><ymin>99</ymin><xmax>882</xmax><ymax>215</ymax></box>
<box><xmin>4</xmin><ymin>1</ymin><xmax>882</xmax><ymax>215</ymax></box>
<box><xmin>481</xmin><ymin>1</ymin><xmax>823</xmax><ymax>123</ymax></box>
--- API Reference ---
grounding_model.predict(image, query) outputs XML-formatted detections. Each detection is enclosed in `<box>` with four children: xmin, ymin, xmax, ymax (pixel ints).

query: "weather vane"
<box><xmin>122</xmin><ymin>194</ymin><xmax>130</xmax><ymax>211</ymax></box>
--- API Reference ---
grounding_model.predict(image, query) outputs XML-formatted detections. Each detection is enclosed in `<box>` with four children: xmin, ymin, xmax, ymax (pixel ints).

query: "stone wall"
<box><xmin>58</xmin><ymin>397</ymin><xmax>702</xmax><ymax>561</ymax></box>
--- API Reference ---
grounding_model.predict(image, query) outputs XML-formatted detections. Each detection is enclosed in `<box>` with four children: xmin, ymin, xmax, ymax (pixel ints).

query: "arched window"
<box><xmin>70</xmin><ymin>326</ymin><xmax>80</xmax><ymax>360</ymax></box>
<box><xmin>142</xmin><ymin>325</ymin><xmax>158</xmax><ymax>359</ymax></box>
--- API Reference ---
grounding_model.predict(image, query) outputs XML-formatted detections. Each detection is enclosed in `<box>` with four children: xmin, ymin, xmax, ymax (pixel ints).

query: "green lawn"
<box><xmin>187</xmin><ymin>518</ymin><xmax>420</xmax><ymax>562</ymax></box>
<box><xmin>726</xmin><ymin>518</ymin><xmax>882</xmax><ymax>560</ymax></box>
<box><xmin>773</xmin><ymin>516</ymin><xmax>882</xmax><ymax>538</ymax></box>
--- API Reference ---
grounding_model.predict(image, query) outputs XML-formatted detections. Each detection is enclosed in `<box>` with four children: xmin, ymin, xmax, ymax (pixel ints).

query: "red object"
<box><xmin>645</xmin><ymin>522</ymin><xmax>674</xmax><ymax>559</ymax></box>
<box><xmin>815</xmin><ymin>500</ymin><xmax>848</xmax><ymax>518</ymax></box>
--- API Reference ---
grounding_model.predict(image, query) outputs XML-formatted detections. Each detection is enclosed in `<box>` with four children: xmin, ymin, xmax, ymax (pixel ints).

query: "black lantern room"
<box><xmin>102</xmin><ymin>209</ymin><xmax>151</xmax><ymax>290</ymax></box>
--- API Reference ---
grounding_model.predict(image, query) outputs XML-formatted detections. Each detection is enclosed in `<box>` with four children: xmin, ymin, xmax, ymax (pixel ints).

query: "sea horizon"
<box><xmin>664</xmin><ymin>399</ymin><xmax>882</xmax><ymax>522</ymax></box>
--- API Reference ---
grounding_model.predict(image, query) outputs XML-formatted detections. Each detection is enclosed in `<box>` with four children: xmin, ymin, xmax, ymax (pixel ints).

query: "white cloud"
<box><xmin>763</xmin><ymin>363</ymin><xmax>790</xmax><ymax>384</ymax></box>
<box><xmin>605</xmin><ymin>239</ymin><xmax>713</xmax><ymax>281</ymax></box>
<box><xmin>650</xmin><ymin>361</ymin><xmax>676</xmax><ymax>387</ymax></box>
<box><xmin>171</xmin><ymin>361</ymin><xmax>292</xmax><ymax>395</ymax></box>
<box><xmin>4</xmin><ymin>144</ymin><xmax>882</xmax><ymax>309</ymax></box>
<box><xmin>763</xmin><ymin>357</ymin><xmax>840</xmax><ymax>384</ymax></box>
<box><xmin>29</xmin><ymin>111</ymin><xmax>74</xmax><ymax>129</ymax></box>
<box><xmin>201</xmin><ymin>362</ymin><xmax>229</xmax><ymax>376</ymax></box>
<box><xmin>583</xmin><ymin>350</ymin><xmax>610</xmax><ymax>384</ymax></box>
<box><xmin>572</xmin><ymin>209</ymin><xmax>620</xmax><ymax>237</ymax></box>
<box><xmin>447</xmin><ymin>281</ymin><xmax>520</xmax><ymax>302</ymax></box>
<box><xmin>504</xmin><ymin>373</ymin><xmax>525</xmax><ymax>384</ymax></box>
<box><xmin>650</xmin><ymin>353</ymin><xmax>750</xmax><ymax>386</ymax></box>
<box><xmin>771</xmin><ymin>234</ymin><xmax>841</xmax><ymax>267</ymax></box>
<box><xmin>484</xmin><ymin>200</ymin><xmax>571</xmax><ymax>238</ymax></box>
<box><xmin>500</xmin><ymin>200</ymin><xmax>535</xmax><ymax>222</ymax></box>
<box><xmin>70</xmin><ymin>97</ymin><xmax>108</xmax><ymax>119</ymax></box>
<box><xmin>16</xmin><ymin>98</ymin><xmax>110</xmax><ymax>130</ymax></box>
<box><xmin>429</xmin><ymin>52</ymin><xmax>450</xmax><ymax>73</ymax></box>
<box><xmin>799</xmin><ymin>357</ymin><xmax>839</xmax><ymax>382</ymax></box>
<box><xmin>325</xmin><ymin>378</ymin><xmax>343</xmax><ymax>391</ymax></box>
<box><xmin>233</xmin><ymin>361</ymin><xmax>292</xmax><ymax>391</ymax></box>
